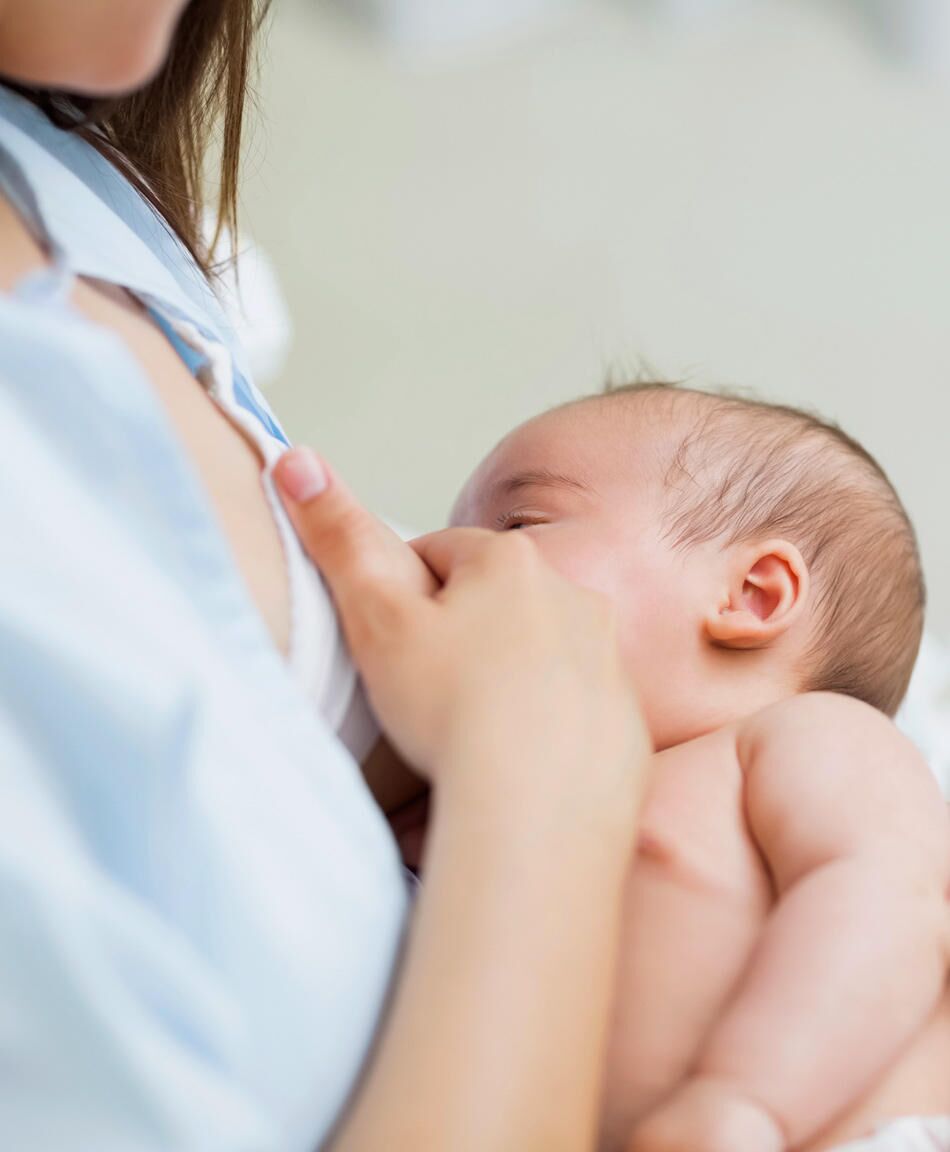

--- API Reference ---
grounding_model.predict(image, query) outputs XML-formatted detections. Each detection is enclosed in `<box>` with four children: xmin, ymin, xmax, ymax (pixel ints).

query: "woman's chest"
<box><xmin>72</xmin><ymin>276</ymin><xmax>292</xmax><ymax>654</ymax></box>
<box><xmin>0</xmin><ymin>187</ymin><xmax>292</xmax><ymax>656</ymax></box>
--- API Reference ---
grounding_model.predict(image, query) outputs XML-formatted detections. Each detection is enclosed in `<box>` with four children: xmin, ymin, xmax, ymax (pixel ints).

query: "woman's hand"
<box><xmin>274</xmin><ymin>448</ymin><xmax>649</xmax><ymax>810</ymax></box>
<box><xmin>274</xmin><ymin>447</ymin><xmax>652</xmax><ymax>1152</ymax></box>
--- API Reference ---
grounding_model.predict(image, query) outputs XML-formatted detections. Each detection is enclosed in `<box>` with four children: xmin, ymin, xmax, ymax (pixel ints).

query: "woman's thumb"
<box><xmin>273</xmin><ymin>448</ymin><xmax>436</xmax><ymax>627</ymax></box>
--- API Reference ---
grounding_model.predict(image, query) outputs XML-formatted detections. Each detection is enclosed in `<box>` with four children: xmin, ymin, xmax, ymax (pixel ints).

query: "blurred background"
<box><xmin>238</xmin><ymin>0</ymin><xmax>950</xmax><ymax>640</ymax></box>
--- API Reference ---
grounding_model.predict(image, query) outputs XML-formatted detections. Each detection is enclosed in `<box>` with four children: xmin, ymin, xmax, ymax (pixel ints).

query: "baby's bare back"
<box><xmin>601</xmin><ymin>708</ymin><xmax>950</xmax><ymax>1152</ymax></box>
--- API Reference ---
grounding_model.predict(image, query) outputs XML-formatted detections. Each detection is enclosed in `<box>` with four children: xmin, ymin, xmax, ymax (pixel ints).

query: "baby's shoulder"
<box><xmin>735</xmin><ymin>693</ymin><xmax>948</xmax><ymax>878</ymax></box>
<box><xmin>736</xmin><ymin>691</ymin><xmax>917</xmax><ymax>768</ymax></box>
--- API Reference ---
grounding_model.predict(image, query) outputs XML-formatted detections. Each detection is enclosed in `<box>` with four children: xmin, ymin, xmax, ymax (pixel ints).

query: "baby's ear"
<box><xmin>704</xmin><ymin>539</ymin><xmax>809</xmax><ymax>649</ymax></box>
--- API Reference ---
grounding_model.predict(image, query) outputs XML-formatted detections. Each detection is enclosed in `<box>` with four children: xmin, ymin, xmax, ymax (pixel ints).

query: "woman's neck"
<box><xmin>0</xmin><ymin>192</ymin><xmax>48</xmax><ymax>293</ymax></box>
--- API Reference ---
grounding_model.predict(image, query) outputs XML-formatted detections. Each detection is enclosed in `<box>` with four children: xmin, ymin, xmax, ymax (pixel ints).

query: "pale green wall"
<box><xmin>243</xmin><ymin>0</ymin><xmax>950</xmax><ymax>639</ymax></box>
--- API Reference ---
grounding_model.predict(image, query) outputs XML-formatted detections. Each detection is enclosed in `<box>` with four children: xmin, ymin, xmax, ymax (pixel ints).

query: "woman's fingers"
<box><xmin>410</xmin><ymin>528</ymin><xmax>490</xmax><ymax>583</ymax></box>
<box><xmin>275</xmin><ymin>452</ymin><xmax>649</xmax><ymax>798</ymax></box>
<box><xmin>411</xmin><ymin>526</ymin><xmax>536</xmax><ymax>585</ymax></box>
<box><xmin>273</xmin><ymin>448</ymin><xmax>436</xmax><ymax>655</ymax></box>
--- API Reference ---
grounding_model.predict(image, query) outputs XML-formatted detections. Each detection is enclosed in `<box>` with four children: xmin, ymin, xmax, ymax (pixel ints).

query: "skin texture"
<box><xmin>451</xmin><ymin>396</ymin><xmax>950</xmax><ymax>1152</ymax></box>
<box><xmin>0</xmin><ymin>0</ymin><xmax>189</xmax><ymax>94</ymax></box>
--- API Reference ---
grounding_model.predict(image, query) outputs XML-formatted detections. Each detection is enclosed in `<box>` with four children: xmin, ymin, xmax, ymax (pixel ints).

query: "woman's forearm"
<box><xmin>331</xmin><ymin>758</ymin><xmax>636</xmax><ymax>1152</ymax></box>
<box><xmin>272</xmin><ymin>475</ymin><xmax>649</xmax><ymax>1150</ymax></box>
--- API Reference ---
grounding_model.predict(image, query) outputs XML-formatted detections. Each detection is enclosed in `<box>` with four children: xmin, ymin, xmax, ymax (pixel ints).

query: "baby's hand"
<box><xmin>627</xmin><ymin>1076</ymin><xmax>784</xmax><ymax>1152</ymax></box>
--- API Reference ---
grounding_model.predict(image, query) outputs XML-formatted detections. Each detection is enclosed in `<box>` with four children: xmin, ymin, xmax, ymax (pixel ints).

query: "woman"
<box><xmin>0</xmin><ymin>2</ymin><xmax>650</xmax><ymax>1149</ymax></box>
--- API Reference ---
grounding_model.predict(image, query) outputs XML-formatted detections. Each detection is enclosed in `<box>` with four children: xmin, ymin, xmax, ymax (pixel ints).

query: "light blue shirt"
<box><xmin>0</xmin><ymin>88</ymin><xmax>408</xmax><ymax>1151</ymax></box>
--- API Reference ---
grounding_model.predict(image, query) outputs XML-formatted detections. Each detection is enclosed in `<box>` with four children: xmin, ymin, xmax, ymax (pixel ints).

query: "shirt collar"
<box><xmin>0</xmin><ymin>86</ymin><xmax>248</xmax><ymax>379</ymax></box>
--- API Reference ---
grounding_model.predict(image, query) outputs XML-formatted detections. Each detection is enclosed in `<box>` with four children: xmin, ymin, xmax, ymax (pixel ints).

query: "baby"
<box><xmin>388</xmin><ymin>382</ymin><xmax>950</xmax><ymax>1152</ymax></box>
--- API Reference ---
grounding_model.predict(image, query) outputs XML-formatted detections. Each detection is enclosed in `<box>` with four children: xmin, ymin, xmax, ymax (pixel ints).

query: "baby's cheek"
<box><xmin>530</xmin><ymin>533</ymin><xmax>622</xmax><ymax>601</ymax></box>
<box><xmin>617</xmin><ymin>595</ymin><xmax>676</xmax><ymax>674</ymax></box>
<box><xmin>538</xmin><ymin>542</ymin><xmax>644</xmax><ymax>655</ymax></box>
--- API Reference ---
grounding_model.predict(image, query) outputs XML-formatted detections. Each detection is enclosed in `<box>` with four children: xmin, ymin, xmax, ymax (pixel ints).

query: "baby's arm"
<box><xmin>630</xmin><ymin>692</ymin><xmax>949</xmax><ymax>1152</ymax></box>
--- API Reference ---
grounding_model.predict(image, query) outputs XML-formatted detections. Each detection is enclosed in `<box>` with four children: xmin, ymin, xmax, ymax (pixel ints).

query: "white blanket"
<box><xmin>833</xmin><ymin>1115</ymin><xmax>950</xmax><ymax>1150</ymax></box>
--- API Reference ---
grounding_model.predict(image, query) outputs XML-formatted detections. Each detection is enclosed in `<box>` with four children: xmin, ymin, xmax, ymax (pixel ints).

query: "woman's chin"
<box><xmin>0</xmin><ymin>0</ymin><xmax>186</xmax><ymax>97</ymax></box>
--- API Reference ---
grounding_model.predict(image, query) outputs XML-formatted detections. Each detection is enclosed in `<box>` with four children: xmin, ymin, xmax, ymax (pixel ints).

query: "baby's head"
<box><xmin>452</xmin><ymin>383</ymin><xmax>924</xmax><ymax>746</ymax></box>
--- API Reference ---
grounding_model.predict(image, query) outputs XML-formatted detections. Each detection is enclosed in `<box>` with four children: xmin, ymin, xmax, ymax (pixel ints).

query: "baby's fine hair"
<box><xmin>600</xmin><ymin>381</ymin><xmax>925</xmax><ymax>716</ymax></box>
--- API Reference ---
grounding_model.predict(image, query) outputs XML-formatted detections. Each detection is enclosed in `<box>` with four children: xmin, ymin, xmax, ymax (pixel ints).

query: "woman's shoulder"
<box><xmin>0</xmin><ymin>89</ymin><xmax>244</xmax><ymax>367</ymax></box>
<box><xmin>0</xmin><ymin>286</ymin><xmax>162</xmax><ymax>468</ymax></box>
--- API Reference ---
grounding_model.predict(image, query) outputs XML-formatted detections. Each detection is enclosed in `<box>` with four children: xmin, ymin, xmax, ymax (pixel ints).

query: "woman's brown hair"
<box><xmin>13</xmin><ymin>0</ymin><xmax>272</xmax><ymax>277</ymax></box>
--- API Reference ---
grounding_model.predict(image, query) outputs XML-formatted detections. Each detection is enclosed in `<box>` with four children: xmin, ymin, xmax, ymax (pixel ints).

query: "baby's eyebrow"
<box><xmin>493</xmin><ymin>468</ymin><xmax>593</xmax><ymax>499</ymax></box>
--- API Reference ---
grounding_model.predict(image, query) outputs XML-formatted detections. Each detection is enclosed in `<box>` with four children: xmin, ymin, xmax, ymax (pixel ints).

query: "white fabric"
<box><xmin>162</xmin><ymin>312</ymin><xmax>379</xmax><ymax>761</ymax></box>
<box><xmin>833</xmin><ymin>1115</ymin><xmax>950</xmax><ymax>1151</ymax></box>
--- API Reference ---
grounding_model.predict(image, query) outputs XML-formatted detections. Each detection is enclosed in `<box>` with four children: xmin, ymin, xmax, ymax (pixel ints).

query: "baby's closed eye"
<box><xmin>494</xmin><ymin>509</ymin><xmax>550</xmax><ymax>531</ymax></box>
